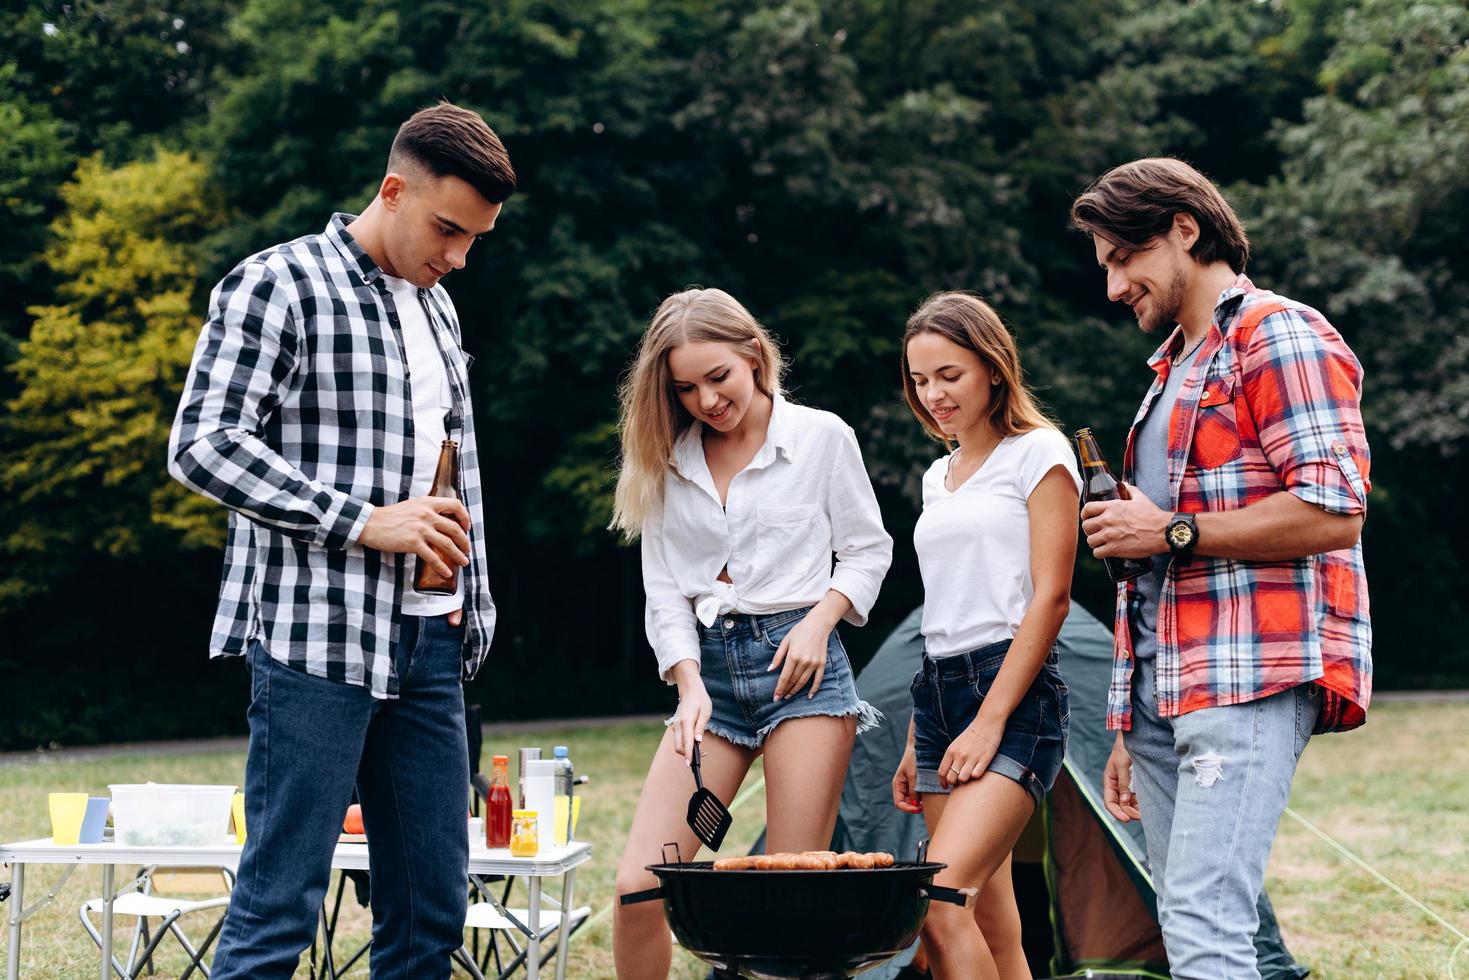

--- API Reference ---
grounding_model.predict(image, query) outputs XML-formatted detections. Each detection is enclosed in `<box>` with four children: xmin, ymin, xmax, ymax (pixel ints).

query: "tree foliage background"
<box><xmin>1</xmin><ymin>0</ymin><xmax>1464</xmax><ymax>748</ymax></box>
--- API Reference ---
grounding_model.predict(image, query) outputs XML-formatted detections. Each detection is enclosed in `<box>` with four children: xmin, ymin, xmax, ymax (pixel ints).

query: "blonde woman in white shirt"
<box><xmin>892</xmin><ymin>293</ymin><xmax>1080</xmax><ymax>980</ymax></box>
<box><xmin>610</xmin><ymin>287</ymin><xmax>893</xmax><ymax>979</ymax></box>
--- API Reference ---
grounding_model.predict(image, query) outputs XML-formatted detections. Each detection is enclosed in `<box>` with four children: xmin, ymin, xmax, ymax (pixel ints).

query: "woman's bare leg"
<box><xmin>613</xmin><ymin>730</ymin><xmax>757</xmax><ymax>979</ymax></box>
<box><xmin>973</xmin><ymin>854</ymin><xmax>1030</xmax><ymax>979</ymax></box>
<box><xmin>913</xmin><ymin>850</ymin><xmax>1030</xmax><ymax>979</ymax></box>
<box><xmin>918</xmin><ymin>794</ymin><xmax>995</xmax><ymax>980</ymax></box>
<box><xmin>761</xmin><ymin>714</ymin><xmax>856</xmax><ymax>852</ymax></box>
<box><xmin>918</xmin><ymin>775</ymin><xmax>1034</xmax><ymax>980</ymax></box>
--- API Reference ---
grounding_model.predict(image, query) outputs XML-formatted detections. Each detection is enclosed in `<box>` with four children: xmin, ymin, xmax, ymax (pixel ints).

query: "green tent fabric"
<box><xmin>824</xmin><ymin>604</ymin><xmax>1310</xmax><ymax>979</ymax></box>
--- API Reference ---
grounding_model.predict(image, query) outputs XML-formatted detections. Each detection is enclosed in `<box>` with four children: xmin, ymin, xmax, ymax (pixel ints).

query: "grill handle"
<box><xmin>920</xmin><ymin>884</ymin><xmax>978</xmax><ymax>909</ymax></box>
<box><xmin>619</xmin><ymin>886</ymin><xmax>665</xmax><ymax>907</ymax></box>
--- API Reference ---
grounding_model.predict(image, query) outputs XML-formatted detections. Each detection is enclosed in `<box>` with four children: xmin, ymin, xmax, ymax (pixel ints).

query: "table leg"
<box><xmin>553</xmin><ymin>868</ymin><xmax>576</xmax><ymax>980</ymax></box>
<box><xmin>100</xmin><ymin>864</ymin><xmax>114</xmax><ymax>980</ymax></box>
<box><xmin>5</xmin><ymin>863</ymin><xmax>23</xmax><ymax>980</ymax></box>
<box><xmin>525</xmin><ymin>877</ymin><xmax>541</xmax><ymax>980</ymax></box>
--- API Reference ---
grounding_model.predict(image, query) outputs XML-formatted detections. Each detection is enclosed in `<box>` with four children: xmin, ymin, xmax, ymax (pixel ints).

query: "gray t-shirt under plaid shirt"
<box><xmin>1128</xmin><ymin>341</ymin><xmax>1203</xmax><ymax>660</ymax></box>
<box><xmin>168</xmin><ymin>213</ymin><xmax>496</xmax><ymax>698</ymax></box>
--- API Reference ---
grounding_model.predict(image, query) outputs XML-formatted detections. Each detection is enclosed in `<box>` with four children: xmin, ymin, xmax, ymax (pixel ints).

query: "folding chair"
<box><xmin>79</xmin><ymin>865</ymin><xmax>234</xmax><ymax>979</ymax></box>
<box><xmin>463</xmin><ymin>895</ymin><xmax>591</xmax><ymax>980</ymax></box>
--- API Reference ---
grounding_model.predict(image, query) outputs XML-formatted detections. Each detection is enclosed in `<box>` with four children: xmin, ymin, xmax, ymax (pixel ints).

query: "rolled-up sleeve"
<box><xmin>825</xmin><ymin>424</ymin><xmax>893</xmax><ymax>626</ymax></box>
<box><xmin>641</xmin><ymin>505</ymin><xmax>701</xmax><ymax>683</ymax></box>
<box><xmin>1241</xmin><ymin>307</ymin><xmax>1370</xmax><ymax>516</ymax></box>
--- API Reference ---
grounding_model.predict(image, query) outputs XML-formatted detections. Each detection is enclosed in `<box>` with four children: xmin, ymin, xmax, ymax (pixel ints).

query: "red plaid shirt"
<box><xmin>1107</xmin><ymin>276</ymin><xmax>1372</xmax><ymax>734</ymax></box>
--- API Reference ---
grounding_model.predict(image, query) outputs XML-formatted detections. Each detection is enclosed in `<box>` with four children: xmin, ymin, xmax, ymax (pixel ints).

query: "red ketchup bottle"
<box><xmin>488</xmin><ymin>754</ymin><xmax>513</xmax><ymax>849</ymax></box>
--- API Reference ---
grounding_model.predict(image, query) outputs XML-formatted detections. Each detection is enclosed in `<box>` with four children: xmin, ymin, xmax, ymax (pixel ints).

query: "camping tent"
<box><xmin>824</xmin><ymin>604</ymin><xmax>1310</xmax><ymax>979</ymax></box>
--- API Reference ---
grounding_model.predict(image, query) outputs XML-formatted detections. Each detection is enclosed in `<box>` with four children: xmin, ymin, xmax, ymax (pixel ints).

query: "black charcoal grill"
<box><xmin>619</xmin><ymin>843</ymin><xmax>974</xmax><ymax>979</ymax></box>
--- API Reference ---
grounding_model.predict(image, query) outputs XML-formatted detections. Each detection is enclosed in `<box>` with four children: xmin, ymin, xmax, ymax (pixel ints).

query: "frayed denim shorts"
<box><xmin>684</xmin><ymin>607</ymin><xmax>881</xmax><ymax>750</ymax></box>
<box><xmin>910</xmin><ymin>638</ymin><xmax>1068</xmax><ymax>807</ymax></box>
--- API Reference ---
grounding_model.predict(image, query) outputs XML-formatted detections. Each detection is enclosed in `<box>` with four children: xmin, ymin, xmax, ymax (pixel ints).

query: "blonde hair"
<box><xmin>610</xmin><ymin>288</ymin><xmax>784</xmax><ymax>538</ymax></box>
<box><xmin>901</xmin><ymin>292</ymin><xmax>1057</xmax><ymax>445</ymax></box>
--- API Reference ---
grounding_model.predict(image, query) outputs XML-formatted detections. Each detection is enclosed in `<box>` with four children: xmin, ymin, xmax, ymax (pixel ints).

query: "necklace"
<box><xmin>1172</xmin><ymin>334</ymin><xmax>1206</xmax><ymax>366</ymax></box>
<box><xmin>945</xmin><ymin>437</ymin><xmax>1002</xmax><ymax>492</ymax></box>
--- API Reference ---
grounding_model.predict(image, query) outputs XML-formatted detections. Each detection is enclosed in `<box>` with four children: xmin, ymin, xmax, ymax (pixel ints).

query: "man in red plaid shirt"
<box><xmin>1072</xmin><ymin>158</ymin><xmax>1371</xmax><ymax>978</ymax></box>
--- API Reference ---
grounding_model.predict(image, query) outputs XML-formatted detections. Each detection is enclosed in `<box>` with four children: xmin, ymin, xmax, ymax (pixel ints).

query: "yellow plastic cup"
<box><xmin>48</xmin><ymin>793</ymin><xmax>89</xmax><ymax>845</ymax></box>
<box><xmin>231</xmin><ymin>792</ymin><xmax>247</xmax><ymax>844</ymax></box>
<box><xmin>552</xmin><ymin>796</ymin><xmax>582</xmax><ymax>845</ymax></box>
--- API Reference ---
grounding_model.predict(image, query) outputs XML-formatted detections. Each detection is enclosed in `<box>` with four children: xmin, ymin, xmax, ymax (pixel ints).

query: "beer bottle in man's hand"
<box><xmin>414</xmin><ymin>439</ymin><xmax>462</xmax><ymax>595</ymax></box>
<box><xmin>1074</xmin><ymin>428</ymin><xmax>1152</xmax><ymax>583</ymax></box>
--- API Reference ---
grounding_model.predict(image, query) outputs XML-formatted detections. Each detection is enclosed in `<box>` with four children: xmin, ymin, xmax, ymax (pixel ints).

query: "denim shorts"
<box><xmin>910</xmin><ymin>638</ymin><xmax>1068</xmax><ymax>806</ymax></box>
<box><xmin>685</xmin><ymin>607</ymin><xmax>881</xmax><ymax>749</ymax></box>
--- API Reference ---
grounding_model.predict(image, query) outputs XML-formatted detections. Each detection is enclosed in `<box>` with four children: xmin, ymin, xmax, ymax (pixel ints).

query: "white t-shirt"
<box><xmin>913</xmin><ymin>427</ymin><xmax>1080</xmax><ymax>658</ymax></box>
<box><xmin>384</xmin><ymin>275</ymin><xmax>463</xmax><ymax>617</ymax></box>
<box><xmin>641</xmin><ymin>395</ymin><xmax>893</xmax><ymax>681</ymax></box>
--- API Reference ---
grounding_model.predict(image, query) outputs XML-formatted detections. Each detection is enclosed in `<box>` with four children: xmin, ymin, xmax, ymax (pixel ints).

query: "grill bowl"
<box><xmin>627</xmin><ymin>860</ymin><xmax>956</xmax><ymax>978</ymax></box>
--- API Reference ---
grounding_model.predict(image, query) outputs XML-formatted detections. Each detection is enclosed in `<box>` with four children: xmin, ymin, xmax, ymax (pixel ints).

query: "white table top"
<box><xmin>0</xmin><ymin>837</ymin><xmax>591</xmax><ymax>876</ymax></box>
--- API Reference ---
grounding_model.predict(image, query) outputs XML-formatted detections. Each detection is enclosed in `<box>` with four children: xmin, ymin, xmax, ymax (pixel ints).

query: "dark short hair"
<box><xmin>389</xmin><ymin>101</ymin><xmax>516</xmax><ymax>204</ymax></box>
<box><xmin>1071</xmin><ymin>157</ymin><xmax>1249</xmax><ymax>273</ymax></box>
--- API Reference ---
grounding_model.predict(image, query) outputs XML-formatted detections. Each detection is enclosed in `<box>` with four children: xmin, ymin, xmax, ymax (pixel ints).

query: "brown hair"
<box><xmin>389</xmin><ymin>101</ymin><xmax>517</xmax><ymax>204</ymax></box>
<box><xmin>1070</xmin><ymin>157</ymin><xmax>1249</xmax><ymax>273</ymax></box>
<box><xmin>901</xmin><ymin>292</ymin><xmax>1057</xmax><ymax>446</ymax></box>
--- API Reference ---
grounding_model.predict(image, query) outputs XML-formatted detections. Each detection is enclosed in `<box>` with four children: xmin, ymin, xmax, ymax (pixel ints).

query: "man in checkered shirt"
<box><xmin>169</xmin><ymin>102</ymin><xmax>514</xmax><ymax>978</ymax></box>
<box><xmin>1072</xmin><ymin>158</ymin><xmax>1372</xmax><ymax>978</ymax></box>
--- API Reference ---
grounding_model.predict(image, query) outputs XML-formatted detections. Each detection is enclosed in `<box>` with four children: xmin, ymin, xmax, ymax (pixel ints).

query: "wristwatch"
<box><xmin>1166</xmin><ymin>513</ymin><xmax>1198</xmax><ymax>562</ymax></box>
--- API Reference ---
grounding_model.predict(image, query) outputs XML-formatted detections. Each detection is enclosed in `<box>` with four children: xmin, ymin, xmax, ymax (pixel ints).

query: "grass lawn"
<box><xmin>2</xmin><ymin>700</ymin><xmax>1465</xmax><ymax>978</ymax></box>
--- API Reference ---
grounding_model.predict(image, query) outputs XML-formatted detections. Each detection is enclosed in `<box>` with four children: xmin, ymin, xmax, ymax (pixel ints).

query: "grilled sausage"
<box><xmin>713</xmin><ymin>850</ymin><xmax>895</xmax><ymax>870</ymax></box>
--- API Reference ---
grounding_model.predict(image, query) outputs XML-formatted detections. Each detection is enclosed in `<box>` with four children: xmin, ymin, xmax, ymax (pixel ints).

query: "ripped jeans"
<box><xmin>1123</xmin><ymin>657</ymin><xmax>1318</xmax><ymax>980</ymax></box>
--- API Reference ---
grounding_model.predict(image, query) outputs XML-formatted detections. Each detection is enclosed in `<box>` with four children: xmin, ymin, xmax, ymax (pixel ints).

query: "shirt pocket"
<box><xmin>755</xmin><ymin>503</ymin><xmax>823</xmax><ymax>573</ymax></box>
<box><xmin>1189</xmin><ymin>374</ymin><xmax>1243</xmax><ymax>469</ymax></box>
<box><xmin>1319</xmin><ymin>553</ymin><xmax>1366</xmax><ymax>620</ymax></box>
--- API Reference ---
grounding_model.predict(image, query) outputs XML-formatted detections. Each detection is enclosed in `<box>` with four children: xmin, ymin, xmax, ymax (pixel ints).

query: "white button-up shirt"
<box><xmin>641</xmin><ymin>395</ymin><xmax>893</xmax><ymax>680</ymax></box>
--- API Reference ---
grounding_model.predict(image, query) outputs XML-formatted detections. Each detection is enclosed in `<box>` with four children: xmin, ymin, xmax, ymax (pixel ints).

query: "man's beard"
<box><xmin>1139</xmin><ymin>265</ymin><xmax>1187</xmax><ymax>334</ymax></box>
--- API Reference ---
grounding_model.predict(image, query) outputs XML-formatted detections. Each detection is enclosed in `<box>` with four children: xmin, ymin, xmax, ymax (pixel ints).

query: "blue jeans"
<box><xmin>1123</xmin><ymin>657</ymin><xmax>1317</xmax><ymax>979</ymax></box>
<box><xmin>694</xmin><ymin>608</ymin><xmax>880</xmax><ymax>749</ymax></box>
<box><xmin>210</xmin><ymin>615</ymin><xmax>470</xmax><ymax>980</ymax></box>
<box><xmin>909</xmin><ymin>640</ymin><xmax>1069</xmax><ymax>806</ymax></box>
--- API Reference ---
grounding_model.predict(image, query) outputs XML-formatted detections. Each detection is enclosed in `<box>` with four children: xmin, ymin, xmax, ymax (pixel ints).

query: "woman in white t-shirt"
<box><xmin>892</xmin><ymin>292</ymin><xmax>1080</xmax><ymax>979</ymax></box>
<box><xmin>609</xmin><ymin>288</ymin><xmax>893</xmax><ymax>979</ymax></box>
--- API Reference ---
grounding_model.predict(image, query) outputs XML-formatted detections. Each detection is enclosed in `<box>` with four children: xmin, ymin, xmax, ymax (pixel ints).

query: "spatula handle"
<box><xmin>691</xmin><ymin>740</ymin><xmax>705</xmax><ymax>791</ymax></box>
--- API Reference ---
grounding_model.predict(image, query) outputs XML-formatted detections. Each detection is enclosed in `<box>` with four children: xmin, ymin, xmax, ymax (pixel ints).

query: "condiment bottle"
<box><xmin>510</xmin><ymin>810</ymin><xmax>539</xmax><ymax>857</ymax></box>
<box><xmin>487</xmin><ymin>755</ymin><xmax>512</xmax><ymax>849</ymax></box>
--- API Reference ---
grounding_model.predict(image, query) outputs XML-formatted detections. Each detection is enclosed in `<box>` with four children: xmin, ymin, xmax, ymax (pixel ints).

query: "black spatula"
<box><xmin>687</xmin><ymin>741</ymin><xmax>731</xmax><ymax>851</ymax></box>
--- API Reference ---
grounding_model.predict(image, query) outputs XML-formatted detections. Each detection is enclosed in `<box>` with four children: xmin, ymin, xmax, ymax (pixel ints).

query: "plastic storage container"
<box><xmin>109</xmin><ymin>783</ymin><xmax>237</xmax><ymax>847</ymax></box>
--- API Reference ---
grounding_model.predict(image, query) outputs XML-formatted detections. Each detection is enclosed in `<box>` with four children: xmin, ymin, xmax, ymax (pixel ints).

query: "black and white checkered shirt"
<box><xmin>169</xmin><ymin>213</ymin><xmax>495</xmax><ymax>697</ymax></box>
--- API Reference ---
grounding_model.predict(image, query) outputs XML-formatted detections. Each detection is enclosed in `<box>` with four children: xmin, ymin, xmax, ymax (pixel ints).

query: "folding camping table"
<box><xmin>1</xmin><ymin>836</ymin><xmax>590</xmax><ymax>980</ymax></box>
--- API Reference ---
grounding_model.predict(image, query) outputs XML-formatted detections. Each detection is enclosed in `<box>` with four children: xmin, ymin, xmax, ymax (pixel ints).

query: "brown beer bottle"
<box><xmin>1074</xmin><ymin>428</ymin><xmax>1152</xmax><ymax>583</ymax></box>
<box><xmin>413</xmin><ymin>439</ymin><xmax>462</xmax><ymax>596</ymax></box>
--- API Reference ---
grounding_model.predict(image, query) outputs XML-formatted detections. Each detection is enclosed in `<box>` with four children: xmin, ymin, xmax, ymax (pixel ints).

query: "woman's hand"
<box><xmin>1103</xmin><ymin>732</ymin><xmax>1141</xmax><ymax>822</ymax></box>
<box><xmin>938</xmin><ymin>714</ymin><xmax>1005</xmax><ymax>790</ymax></box>
<box><xmin>767</xmin><ymin>614</ymin><xmax>834</xmax><ymax>701</ymax></box>
<box><xmin>669</xmin><ymin>661</ymin><xmax>713</xmax><ymax>764</ymax></box>
<box><xmin>892</xmin><ymin>741</ymin><xmax>923</xmax><ymax>813</ymax></box>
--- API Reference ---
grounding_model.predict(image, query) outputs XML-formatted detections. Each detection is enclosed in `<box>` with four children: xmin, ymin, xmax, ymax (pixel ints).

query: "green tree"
<box><xmin>1241</xmin><ymin>0</ymin><xmax>1469</xmax><ymax>452</ymax></box>
<box><xmin>0</xmin><ymin>149</ymin><xmax>222</xmax><ymax>611</ymax></box>
<box><xmin>0</xmin><ymin>63</ymin><xmax>73</xmax><ymax>348</ymax></box>
<box><xmin>0</xmin><ymin>1</ymin><xmax>238</xmax><ymax>332</ymax></box>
